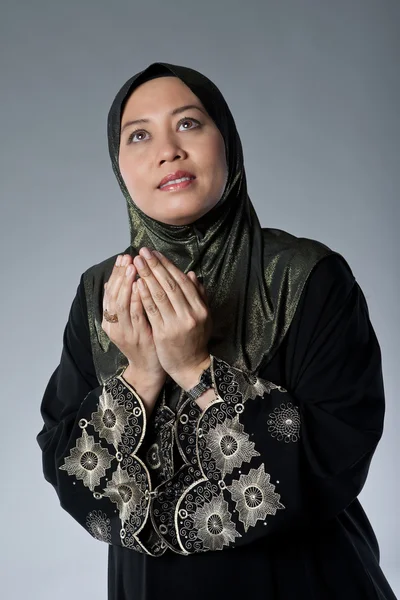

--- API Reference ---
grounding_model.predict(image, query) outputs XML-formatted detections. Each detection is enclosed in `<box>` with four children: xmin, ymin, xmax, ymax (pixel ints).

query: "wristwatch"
<box><xmin>186</xmin><ymin>365</ymin><xmax>214</xmax><ymax>400</ymax></box>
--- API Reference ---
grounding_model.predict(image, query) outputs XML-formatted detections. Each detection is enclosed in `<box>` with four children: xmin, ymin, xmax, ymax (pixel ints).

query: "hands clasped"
<box><xmin>101</xmin><ymin>247</ymin><xmax>213</xmax><ymax>386</ymax></box>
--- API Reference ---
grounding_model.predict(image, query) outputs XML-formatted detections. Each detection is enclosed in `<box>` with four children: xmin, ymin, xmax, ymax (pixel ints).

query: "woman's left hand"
<box><xmin>133</xmin><ymin>247</ymin><xmax>213</xmax><ymax>386</ymax></box>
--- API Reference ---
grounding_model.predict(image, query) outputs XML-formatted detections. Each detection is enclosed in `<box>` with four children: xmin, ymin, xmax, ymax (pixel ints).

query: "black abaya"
<box><xmin>37</xmin><ymin>252</ymin><xmax>397</xmax><ymax>599</ymax></box>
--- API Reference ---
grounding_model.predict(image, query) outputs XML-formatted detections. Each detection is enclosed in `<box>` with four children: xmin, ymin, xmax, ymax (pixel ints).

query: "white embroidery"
<box><xmin>146</xmin><ymin>443</ymin><xmax>161</xmax><ymax>469</ymax></box>
<box><xmin>202</xmin><ymin>415</ymin><xmax>260</xmax><ymax>477</ymax></box>
<box><xmin>86</xmin><ymin>510</ymin><xmax>112</xmax><ymax>543</ymax></box>
<box><xmin>226</xmin><ymin>464</ymin><xmax>285</xmax><ymax>532</ymax></box>
<box><xmin>212</xmin><ymin>356</ymin><xmax>287</xmax><ymax>405</ymax></box>
<box><xmin>192</xmin><ymin>495</ymin><xmax>241</xmax><ymax>551</ymax></box>
<box><xmin>241</xmin><ymin>373</ymin><xmax>287</xmax><ymax>400</ymax></box>
<box><xmin>90</xmin><ymin>389</ymin><xmax>130</xmax><ymax>449</ymax></box>
<box><xmin>102</xmin><ymin>464</ymin><xmax>143</xmax><ymax>524</ymax></box>
<box><xmin>59</xmin><ymin>428</ymin><xmax>113</xmax><ymax>491</ymax></box>
<box><xmin>267</xmin><ymin>402</ymin><xmax>300</xmax><ymax>442</ymax></box>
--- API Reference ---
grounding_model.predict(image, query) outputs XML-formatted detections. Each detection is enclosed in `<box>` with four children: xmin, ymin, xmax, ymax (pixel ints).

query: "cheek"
<box><xmin>200</xmin><ymin>136</ymin><xmax>227</xmax><ymax>177</ymax></box>
<box><xmin>118</xmin><ymin>154</ymin><xmax>129</xmax><ymax>182</ymax></box>
<box><xmin>210</xmin><ymin>144</ymin><xmax>228</xmax><ymax>189</ymax></box>
<box><xmin>118</xmin><ymin>155</ymin><xmax>142</xmax><ymax>194</ymax></box>
<box><xmin>211</xmin><ymin>133</ymin><xmax>227</xmax><ymax>170</ymax></box>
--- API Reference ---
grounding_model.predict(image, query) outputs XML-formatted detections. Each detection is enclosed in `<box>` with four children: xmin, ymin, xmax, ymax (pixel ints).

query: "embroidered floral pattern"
<box><xmin>119</xmin><ymin>454</ymin><xmax>151</xmax><ymax>538</ymax></box>
<box><xmin>59</xmin><ymin>428</ymin><xmax>113</xmax><ymax>491</ymax></box>
<box><xmin>202</xmin><ymin>415</ymin><xmax>260</xmax><ymax>477</ymax></box>
<box><xmin>102</xmin><ymin>464</ymin><xmax>143</xmax><ymax>524</ymax></box>
<box><xmin>267</xmin><ymin>402</ymin><xmax>300</xmax><ymax>442</ymax></box>
<box><xmin>86</xmin><ymin>510</ymin><xmax>112</xmax><ymax>543</ymax></box>
<box><xmin>192</xmin><ymin>494</ymin><xmax>242</xmax><ymax>551</ymax></box>
<box><xmin>226</xmin><ymin>464</ymin><xmax>285</xmax><ymax>532</ymax></box>
<box><xmin>146</xmin><ymin>443</ymin><xmax>161</xmax><ymax>469</ymax></box>
<box><xmin>212</xmin><ymin>356</ymin><xmax>287</xmax><ymax>405</ymax></box>
<box><xmin>58</xmin><ymin>355</ymin><xmax>294</xmax><ymax>556</ymax></box>
<box><xmin>90</xmin><ymin>388</ymin><xmax>131</xmax><ymax>448</ymax></box>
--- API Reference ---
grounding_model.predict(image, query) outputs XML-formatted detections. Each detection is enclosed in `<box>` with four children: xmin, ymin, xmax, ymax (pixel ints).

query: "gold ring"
<box><xmin>104</xmin><ymin>309</ymin><xmax>118</xmax><ymax>323</ymax></box>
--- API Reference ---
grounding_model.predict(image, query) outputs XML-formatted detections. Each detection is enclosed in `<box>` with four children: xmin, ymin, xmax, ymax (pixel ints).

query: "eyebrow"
<box><xmin>120</xmin><ymin>104</ymin><xmax>207</xmax><ymax>133</ymax></box>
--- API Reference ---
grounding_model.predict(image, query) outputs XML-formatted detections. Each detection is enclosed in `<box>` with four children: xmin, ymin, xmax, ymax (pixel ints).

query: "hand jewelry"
<box><xmin>104</xmin><ymin>308</ymin><xmax>119</xmax><ymax>323</ymax></box>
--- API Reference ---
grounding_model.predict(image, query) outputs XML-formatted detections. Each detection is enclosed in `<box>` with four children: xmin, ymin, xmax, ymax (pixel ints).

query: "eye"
<box><xmin>128</xmin><ymin>130</ymin><xmax>148</xmax><ymax>143</ymax></box>
<box><xmin>127</xmin><ymin>117</ymin><xmax>201</xmax><ymax>144</ymax></box>
<box><xmin>178</xmin><ymin>117</ymin><xmax>200</xmax><ymax>131</ymax></box>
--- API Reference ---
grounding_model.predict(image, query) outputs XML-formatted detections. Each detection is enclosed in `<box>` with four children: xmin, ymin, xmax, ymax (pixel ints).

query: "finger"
<box><xmin>136</xmin><ymin>275</ymin><xmax>164</xmax><ymax>326</ymax></box>
<box><xmin>134</xmin><ymin>252</ymin><xmax>175</xmax><ymax>322</ymax></box>
<box><xmin>115</xmin><ymin>262</ymin><xmax>138</xmax><ymax>332</ymax></box>
<box><xmin>137</xmin><ymin>249</ymin><xmax>194</xmax><ymax>318</ymax></box>
<box><xmin>152</xmin><ymin>250</ymin><xmax>201</xmax><ymax>307</ymax></box>
<box><xmin>103</xmin><ymin>254</ymin><xmax>133</xmax><ymax>320</ymax></box>
<box><xmin>103</xmin><ymin>255</ymin><xmax>122</xmax><ymax>313</ymax></box>
<box><xmin>130</xmin><ymin>280</ymin><xmax>151</xmax><ymax>329</ymax></box>
<box><xmin>187</xmin><ymin>271</ymin><xmax>201</xmax><ymax>292</ymax></box>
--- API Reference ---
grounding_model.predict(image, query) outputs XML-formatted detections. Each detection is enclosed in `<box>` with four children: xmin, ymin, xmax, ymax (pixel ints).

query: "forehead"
<box><xmin>122</xmin><ymin>76</ymin><xmax>203</xmax><ymax>118</ymax></box>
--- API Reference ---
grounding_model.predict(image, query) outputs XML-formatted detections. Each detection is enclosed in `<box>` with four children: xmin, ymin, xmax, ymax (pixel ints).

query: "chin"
<box><xmin>160</xmin><ymin>215</ymin><xmax>198</xmax><ymax>226</ymax></box>
<box><xmin>155</xmin><ymin>205</ymin><xmax>206</xmax><ymax>226</ymax></box>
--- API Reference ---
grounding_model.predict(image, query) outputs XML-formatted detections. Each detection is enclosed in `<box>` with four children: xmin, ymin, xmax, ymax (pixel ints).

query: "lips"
<box><xmin>158</xmin><ymin>170</ymin><xmax>196</xmax><ymax>188</ymax></box>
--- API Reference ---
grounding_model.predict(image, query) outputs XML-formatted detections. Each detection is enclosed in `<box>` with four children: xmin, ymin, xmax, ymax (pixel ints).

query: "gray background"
<box><xmin>1</xmin><ymin>0</ymin><xmax>398</xmax><ymax>598</ymax></box>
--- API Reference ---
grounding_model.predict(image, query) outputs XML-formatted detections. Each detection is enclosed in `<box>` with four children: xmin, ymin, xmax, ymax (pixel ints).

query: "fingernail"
<box><xmin>126</xmin><ymin>265</ymin><xmax>133</xmax><ymax>277</ymax></box>
<box><xmin>135</xmin><ymin>256</ymin><xmax>145</xmax><ymax>269</ymax></box>
<box><xmin>153</xmin><ymin>250</ymin><xmax>162</xmax><ymax>258</ymax></box>
<box><xmin>116</xmin><ymin>255</ymin><xmax>122</xmax><ymax>266</ymax></box>
<box><xmin>141</xmin><ymin>247</ymin><xmax>152</xmax><ymax>259</ymax></box>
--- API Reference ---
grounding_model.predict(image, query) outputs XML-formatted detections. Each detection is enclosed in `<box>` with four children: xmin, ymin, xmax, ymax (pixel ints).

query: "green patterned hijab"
<box><xmin>84</xmin><ymin>62</ymin><xmax>332</xmax><ymax>386</ymax></box>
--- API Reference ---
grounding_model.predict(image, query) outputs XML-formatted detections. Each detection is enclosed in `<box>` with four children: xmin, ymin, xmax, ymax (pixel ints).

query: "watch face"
<box><xmin>200</xmin><ymin>367</ymin><xmax>212</xmax><ymax>388</ymax></box>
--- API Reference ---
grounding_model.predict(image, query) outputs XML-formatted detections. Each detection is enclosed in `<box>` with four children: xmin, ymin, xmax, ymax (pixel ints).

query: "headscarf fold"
<box><xmin>84</xmin><ymin>62</ymin><xmax>334</xmax><ymax>385</ymax></box>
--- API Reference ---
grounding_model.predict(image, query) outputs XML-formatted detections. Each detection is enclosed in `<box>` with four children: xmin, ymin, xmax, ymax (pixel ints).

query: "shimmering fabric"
<box><xmin>37</xmin><ymin>255</ymin><xmax>397</xmax><ymax>599</ymax></box>
<box><xmin>36</xmin><ymin>62</ymin><xmax>397</xmax><ymax>599</ymax></box>
<box><xmin>85</xmin><ymin>62</ymin><xmax>334</xmax><ymax>385</ymax></box>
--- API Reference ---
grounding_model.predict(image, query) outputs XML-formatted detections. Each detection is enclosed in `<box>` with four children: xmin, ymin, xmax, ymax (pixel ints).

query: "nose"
<box><xmin>157</xmin><ymin>133</ymin><xmax>187</xmax><ymax>164</ymax></box>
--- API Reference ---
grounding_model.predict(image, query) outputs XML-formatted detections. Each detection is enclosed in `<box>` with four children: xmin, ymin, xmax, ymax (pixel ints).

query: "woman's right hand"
<box><xmin>102</xmin><ymin>254</ymin><xmax>167</xmax><ymax>391</ymax></box>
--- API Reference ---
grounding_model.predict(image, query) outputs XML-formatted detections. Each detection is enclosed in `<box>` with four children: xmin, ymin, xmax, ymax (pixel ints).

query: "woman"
<box><xmin>37</xmin><ymin>62</ymin><xmax>397</xmax><ymax>599</ymax></box>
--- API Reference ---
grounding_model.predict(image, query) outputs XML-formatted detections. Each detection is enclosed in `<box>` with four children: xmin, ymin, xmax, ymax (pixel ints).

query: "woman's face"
<box><xmin>118</xmin><ymin>76</ymin><xmax>228</xmax><ymax>226</ymax></box>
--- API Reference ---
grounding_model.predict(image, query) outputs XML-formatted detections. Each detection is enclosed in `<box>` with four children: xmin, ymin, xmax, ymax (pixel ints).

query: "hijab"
<box><xmin>84</xmin><ymin>62</ymin><xmax>334</xmax><ymax>386</ymax></box>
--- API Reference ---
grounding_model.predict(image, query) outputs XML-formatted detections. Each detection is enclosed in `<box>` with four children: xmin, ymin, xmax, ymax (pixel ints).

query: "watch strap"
<box><xmin>186</xmin><ymin>365</ymin><xmax>213</xmax><ymax>400</ymax></box>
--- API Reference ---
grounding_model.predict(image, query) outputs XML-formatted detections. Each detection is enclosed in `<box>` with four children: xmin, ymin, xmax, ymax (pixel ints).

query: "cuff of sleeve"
<box><xmin>106</xmin><ymin>372</ymin><xmax>147</xmax><ymax>454</ymax></box>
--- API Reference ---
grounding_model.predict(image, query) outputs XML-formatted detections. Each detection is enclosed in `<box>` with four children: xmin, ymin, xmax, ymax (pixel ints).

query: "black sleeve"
<box><xmin>36</xmin><ymin>274</ymin><xmax>153</xmax><ymax>549</ymax></box>
<box><xmin>172</xmin><ymin>254</ymin><xmax>385</xmax><ymax>552</ymax></box>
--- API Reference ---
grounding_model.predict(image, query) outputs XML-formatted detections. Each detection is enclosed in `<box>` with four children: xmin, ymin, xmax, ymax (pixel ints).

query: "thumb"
<box><xmin>188</xmin><ymin>271</ymin><xmax>198</xmax><ymax>286</ymax></box>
